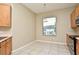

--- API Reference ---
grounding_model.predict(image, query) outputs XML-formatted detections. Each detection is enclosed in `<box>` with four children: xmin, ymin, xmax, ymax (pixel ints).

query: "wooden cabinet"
<box><xmin>5</xmin><ymin>38</ymin><xmax>12</xmax><ymax>55</ymax></box>
<box><xmin>0</xmin><ymin>37</ymin><xmax>12</xmax><ymax>55</ymax></box>
<box><xmin>76</xmin><ymin>40</ymin><xmax>79</xmax><ymax>55</ymax></box>
<box><xmin>0</xmin><ymin>4</ymin><xmax>11</xmax><ymax>27</ymax></box>
<box><xmin>66</xmin><ymin>34</ymin><xmax>75</xmax><ymax>55</ymax></box>
<box><xmin>75</xmin><ymin>5</ymin><xmax>79</xmax><ymax>17</ymax></box>
<box><xmin>71</xmin><ymin>5</ymin><xmax>79</xmax><ymax>29</ymax></box>
<box><xmin>66</xmin><ymin>34</ymin><xmax>79</xmax><ymax>55</ymax></box>
<box><xmin>71</xmin><ymin>10</ymin><xmax>77</xmax><ymax>29</ymax></box>
<box><xmin>0</xmin><ymin>41</ymin><xmax>6</xmax><ymax>55</ymax></box>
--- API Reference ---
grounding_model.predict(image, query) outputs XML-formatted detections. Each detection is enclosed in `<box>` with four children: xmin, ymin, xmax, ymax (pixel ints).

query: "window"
<box><xmin>43</xmin><ymin>17</ymin><xmax>56</xmax><ymax>35</ymax></box>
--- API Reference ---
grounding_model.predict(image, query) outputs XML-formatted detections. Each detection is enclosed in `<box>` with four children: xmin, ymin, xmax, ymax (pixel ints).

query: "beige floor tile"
<box><xmin>12</xmin><ymin>41</ymin><xmax>70</xmax><ymax>55</ymax></box>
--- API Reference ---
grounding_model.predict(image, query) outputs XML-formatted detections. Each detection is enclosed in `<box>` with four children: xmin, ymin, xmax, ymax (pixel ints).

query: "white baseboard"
<box><xmin>36</xmin><ymin>40</ymin><xmax>66</xmax><ymax>45</ymax></box>
<box><xmin>12</xmin><ymin>40</ymin><xmax>36</xmax><ymax>54</ymax></box>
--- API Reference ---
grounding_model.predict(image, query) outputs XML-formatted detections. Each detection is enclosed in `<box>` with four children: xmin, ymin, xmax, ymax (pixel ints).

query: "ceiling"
<box><xmin>23</xmin><ymin>3</ymin><xmax>76</xmax><ymax>14</ymax></box>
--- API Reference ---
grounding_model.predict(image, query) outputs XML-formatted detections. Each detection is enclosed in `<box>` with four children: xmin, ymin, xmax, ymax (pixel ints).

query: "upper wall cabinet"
<box><xmin>0</xmin><ymin>4</ymin><xmax>11</xmax><ymax>27</ymax></box>
<box><xmin>71</xmin><ymin>5</ymin><xmax>79</xmax><ymax>29</ymax></box>
<box><xmin>71</xmin><ymin>10</ymin><xmax>76</xmax><ymax>29</ymax></box>
<box><xmin>75</xmin><ymin>5</ymin><xmax>79</xmax><ymax>18</ymax></box>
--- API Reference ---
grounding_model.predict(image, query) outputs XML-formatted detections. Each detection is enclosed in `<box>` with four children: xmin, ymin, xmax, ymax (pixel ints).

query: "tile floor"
<box><xmin>12</xmin><ymin>41</ymin><xmax>70</xmax><ymax>55</ymax></box>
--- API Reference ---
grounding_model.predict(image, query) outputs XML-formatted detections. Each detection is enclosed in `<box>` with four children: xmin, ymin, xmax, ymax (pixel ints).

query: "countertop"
<box><xmin>75</xmin><ymin>37</ymin><xmax>79</xmax><ymax>40</ymax></box>
<box><xmin>67</xmin><ymin>34</ymin><xmax>79</xmax><ymax>40</ymax></box>
<box><xmin>0</xmin><ymin>35</ymin><xmax>12</xmax><ymax>42</ymax></box>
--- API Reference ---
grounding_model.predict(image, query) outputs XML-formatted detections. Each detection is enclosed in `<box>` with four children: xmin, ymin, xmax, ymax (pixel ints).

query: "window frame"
<box><xmin>42</xmin><ymin>16</ymin><xmax>57</xmax><ymax>36</ymax></box>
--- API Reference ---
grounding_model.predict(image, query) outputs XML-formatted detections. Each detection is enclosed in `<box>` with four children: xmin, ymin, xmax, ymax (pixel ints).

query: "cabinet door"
<box><xmin>71</xmin><ymin>10</ymin><xmax>77</xmax><ymax>28</ymax></box>
<box><xmin>0</xmin><ymin>44</ymin><xmax>1</xmax><ymax>54</ymax></box>
<box><xmin>0</xmin><ymin>41</ymin><xmax>6</xmax><ymax>55</ymax></box>
<box><xmin>76</xmin><ymin>40</ymin><xmax>79</xmax><ymax>55</ymax></box>
<box><xmin>75</xmin><ymin>5</ymin><xmax>79</xmax><ymax>17</ymax></box>
<box><xmin>5</xmin><ymin>38</ymin><xmax>12</xmax><ymax>55</ymax></box>
<box><xmin>0</xmin><ymin>4</ymin><xmax>11</xmax><ymax>27</ymax></box>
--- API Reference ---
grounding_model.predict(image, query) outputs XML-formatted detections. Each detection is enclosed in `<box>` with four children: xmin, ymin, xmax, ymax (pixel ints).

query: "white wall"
<box><xmin>36</xmin><ymin>7</ymin><xmax>77</xmax><ymax>44</ymax></box>
<box><xmin>11</xmin><ymin>4</ymin><xmax>36</xmax><ymax>50</ymax></box>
